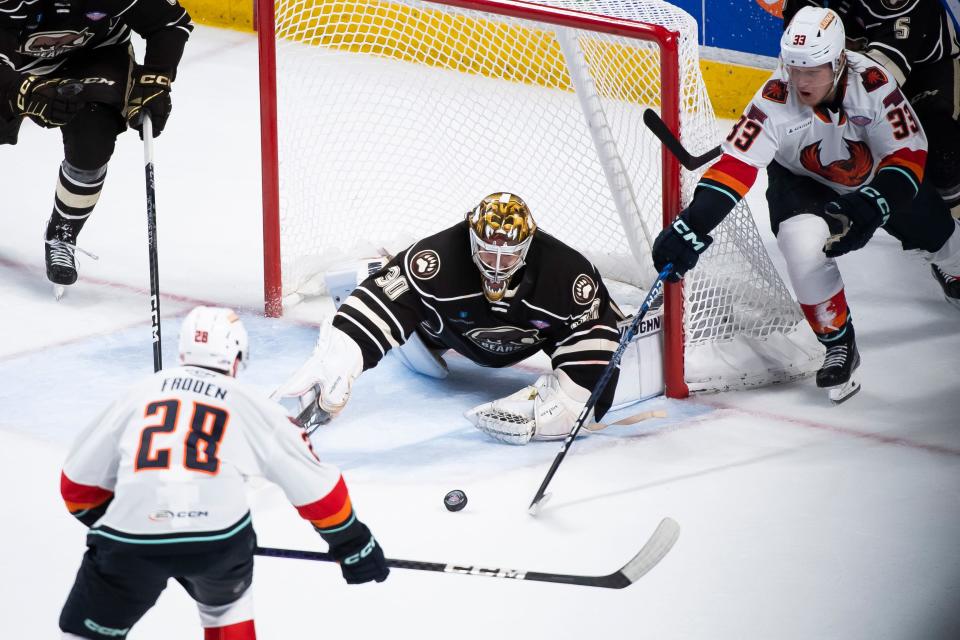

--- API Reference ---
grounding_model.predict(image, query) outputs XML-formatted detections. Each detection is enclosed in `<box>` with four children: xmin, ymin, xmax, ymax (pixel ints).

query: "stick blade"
<box><xmin>527</xmin><ymin>492</ymin><xmax>551</xmax><ymax>516</ymax></box>
<box><xmin>610</xmin><ymin>517</ymin><xmax>681</xmax><ymax>587</ymax></box>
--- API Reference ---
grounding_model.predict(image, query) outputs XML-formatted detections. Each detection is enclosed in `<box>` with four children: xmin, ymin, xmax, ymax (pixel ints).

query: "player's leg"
<box><xmin>59</xmin><ymin>545</ymin><xmax>168</xmax><ymax>639</ymax></box>
<box><xmin>45</xmin><ymin>46</ymin><xmax>130</xmax><ymax>286</ymax></box>
<box><xmin>176</xmin><ymin>529</ymin><xmax>257</xmax><ymax>639</ymax></box>
<box><xmin>906</xmin><ymin>56</ymin><xmax>960</xmax><ymax>218</ymax></box>
<box><xmin>882</xmin><ymin>179</ymin><xmax>960</xmax><ymax>309</ymax></box>
<box><xmin>767</xmin><ymin>162</ymin><xmax>860</xmax><ymax>401</ymax></box>
<box><xmin>0</xmin><ymin>115</ymin><xmax>22</xmax><ymax>145</ymax></box>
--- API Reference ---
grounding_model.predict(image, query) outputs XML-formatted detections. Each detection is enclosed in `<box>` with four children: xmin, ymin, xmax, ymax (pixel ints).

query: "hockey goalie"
<box><xmin>273</xmin><ymin>192</ymin><xmax>659</xmax><ymax>445</ymax></box>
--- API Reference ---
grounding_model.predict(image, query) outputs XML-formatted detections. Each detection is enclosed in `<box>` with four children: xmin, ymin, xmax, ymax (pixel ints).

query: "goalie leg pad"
<box><xmin>271</xmin><ymin>318</ymin><xmax>363</xmax><ymax>424</ymax></box>
<box><xmin>777</xmin><ymin>214</ymin><xmax>844</xmax><ymax>304</ymax></box>
<box><xmin>390</xmin><ymin>330</ymin><xmax>449</xmax><ymax>379</ymax></box>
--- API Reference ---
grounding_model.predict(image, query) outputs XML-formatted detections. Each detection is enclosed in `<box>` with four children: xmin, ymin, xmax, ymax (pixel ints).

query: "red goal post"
<box><xmin>256</xmin><ymin>0</ymin><xmax>821</xmax><ymax>399</ymax></box>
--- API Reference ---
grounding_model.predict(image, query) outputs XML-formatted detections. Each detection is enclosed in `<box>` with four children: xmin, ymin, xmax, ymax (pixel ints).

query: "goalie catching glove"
<box><xmin>271</xmin><ymin>319</ymin><xmax>363</xmax><ymax>432</ymax></box>
<box><xmin>465</xmin><ymin>372</ymin><xmax>591</xmax><ymax>445</ymax></box>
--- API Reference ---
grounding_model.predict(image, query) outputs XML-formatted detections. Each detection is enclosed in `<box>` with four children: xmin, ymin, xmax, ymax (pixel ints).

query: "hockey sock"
<box><xmin>203</xmin><ymin>620</ymin><xmax>256</xmax><ymax>640</ymax></box>
<box><xmin>45</xmin><ymin>161</ymin><xmax>107</xmax><ymax>241</ymax></box>
<box><xmin>800</xmin><ymin>289</ymin><xmax>852</xmax><ymax>345</ymax></box>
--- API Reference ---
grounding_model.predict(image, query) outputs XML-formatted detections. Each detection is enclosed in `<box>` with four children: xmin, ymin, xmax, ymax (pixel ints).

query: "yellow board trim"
<box><xmin>181</xmin><ymin>0</ymin><xmax>767</xmax><ymax>118</ymax></box>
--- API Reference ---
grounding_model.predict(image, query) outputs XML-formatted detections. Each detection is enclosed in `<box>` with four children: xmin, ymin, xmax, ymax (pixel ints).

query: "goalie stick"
<box><xmin>642</xmin><ymin>109</ymin><xmax>721</xmax><ymax>171</ymax></box>
<box><xmin>528</xmin><ymin>264</ymin><xmax>673</xmax><ymax>514</ymax></box>
<box><xmin>256</xmin><ymin>516</ymin><xmax>680</xmax><ymax>589</ymax></box>
<box><xmin>585</xmin><ymin>409</ymin><xmax>667</xmax><ymax>432</ymax></box>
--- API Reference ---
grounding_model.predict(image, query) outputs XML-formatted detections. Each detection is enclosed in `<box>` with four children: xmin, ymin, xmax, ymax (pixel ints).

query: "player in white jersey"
<box><xmin>58</xmin><ymin>307</ymin><xmax>388</xmax><ymax>640</ymax></box>
<box><xmin>651</xmin><ymin>6</ymin><xmax>960</xmax><ymax>403</ymax></box>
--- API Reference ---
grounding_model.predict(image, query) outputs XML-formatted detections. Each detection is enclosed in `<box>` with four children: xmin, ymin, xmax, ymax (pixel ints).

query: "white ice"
<box><xmin>1</xmin><ymin>25</ymin><xmax>958</xmax><ymax>640</ymax></box>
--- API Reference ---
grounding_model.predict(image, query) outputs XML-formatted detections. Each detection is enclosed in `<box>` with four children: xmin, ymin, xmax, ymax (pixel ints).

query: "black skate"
<box><xmin>816</xmin><ymin>334</ymin><xmax>861</xmax><ymax>404</ymax></box>
<box><xmin>930</xmin><ymin>264</ymin><xmax>960</xmax><ymax>310</ymax></box>
<box><xmin>45</xmin><ymin>229</ymin><xmax>78</xmax><ymax>286</ymax></box>
<box><xmin>44</xmin><ymin>221</ymin><xmax>97</xmax><ymax>299</ymax></box>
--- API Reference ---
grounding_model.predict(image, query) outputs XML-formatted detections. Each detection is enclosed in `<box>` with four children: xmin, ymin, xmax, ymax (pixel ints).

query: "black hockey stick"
<box><xmin>255</xmin><ymin>517</ymin><xmax>679</xmax><ymax>589</ymax></box>
<box><xmin>528</xmin><ymin>263</ymin><xmax>673</xmax><ymax>514</ymax></box>
<box><xmin>642</xmin><ymin>109</ymin><xmax>722</xmax><ymax>171</ymax></box>
<box><xmin>143</xmin><ymin>114</ymin><xmax>163</xmax><ymax>372</ymax></box>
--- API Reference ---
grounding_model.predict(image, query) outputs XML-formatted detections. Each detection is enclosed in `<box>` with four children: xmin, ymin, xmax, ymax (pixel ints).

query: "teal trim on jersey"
<box><xmin>818</xmin><ymin>325</ymin><xmax>849</xmax><ymax>343</ymax></box>
<box><xmin>699</xmin><ymin>182</ymin><xmax>740</xmax><ymax>206</ymax></box>
<box><xmin>315</xmin><ymin>512</ymin><xmax>356</xmax><ymax>535</ymax></box>
<box><xmin>878</xmin><ymin>166</ymin><xmax>919</xmax><ymax>194</ymax></box>
<box><xmin>88</xmin><ymin>514</ymin><xmax>252</xmax><ymax>545</ymax></box>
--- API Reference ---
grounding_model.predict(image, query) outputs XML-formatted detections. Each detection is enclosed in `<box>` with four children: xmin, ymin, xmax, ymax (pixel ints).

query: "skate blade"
<box><xmin>828</xmin><ymin>378</ymin><xmax>861</xmax><ymax>404</ymax></box>
<box><xmin>53</xmin><ymin>284</ymin><xmax>66</xmax><ymax>301</ymax></box>
<box><xmin>944</xmin><ymin>295</ymin><xmax>960</xmax><ymax>311</ymax></box>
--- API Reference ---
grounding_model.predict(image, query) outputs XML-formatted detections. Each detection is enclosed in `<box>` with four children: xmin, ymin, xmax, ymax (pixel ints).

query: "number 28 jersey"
<box><xmin>60</xmin><ymin>366</ymin><xmax>351</xmax><ymax>541</ymax></box>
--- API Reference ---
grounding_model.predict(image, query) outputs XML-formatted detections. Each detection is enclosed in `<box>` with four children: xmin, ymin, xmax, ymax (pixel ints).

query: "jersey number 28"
<box><xmin>135</xmin><ymin>399</ymin><xmax>228</xmax><ymax>474</ymax></box>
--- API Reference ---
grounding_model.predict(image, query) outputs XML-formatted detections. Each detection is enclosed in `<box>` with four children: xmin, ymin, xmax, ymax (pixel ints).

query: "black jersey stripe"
<box><xmin>335</xmin><ymin>306</ymin><xmax>392</xmax><ymax>358</ymax></box>
<box><xmin>353</xmin><ymin>286</ymin><xmax>406</xmax><ymax>342</ymax></box>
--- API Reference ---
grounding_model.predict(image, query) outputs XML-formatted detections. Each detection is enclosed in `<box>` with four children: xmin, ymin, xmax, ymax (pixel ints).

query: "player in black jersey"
<box><xmin>274</xmin><ymin>192</ymin><xmax>635</xmax><ymax>445</ymax></box>
<box><xmin>0</xmin><ymin>0</ymin><xmax>193</xmax><ymax>291</ymax></box>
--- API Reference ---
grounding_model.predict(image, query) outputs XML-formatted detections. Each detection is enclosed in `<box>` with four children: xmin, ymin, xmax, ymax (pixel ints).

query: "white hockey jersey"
<box><xmin>61</xmin><ymin>366</ymin><xmax>354</xmax><ymax>544</ymax></box>
<box><xmin>692</xmin><ymin>50</ymin><xmax>927</xmax><ymax>222</ymax></box>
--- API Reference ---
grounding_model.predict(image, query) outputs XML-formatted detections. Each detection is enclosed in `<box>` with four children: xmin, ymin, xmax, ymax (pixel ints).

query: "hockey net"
<box><xmin>258</xmin><ymin>0</ymin><xmax>822</xmax><ymax>395</ymax></box>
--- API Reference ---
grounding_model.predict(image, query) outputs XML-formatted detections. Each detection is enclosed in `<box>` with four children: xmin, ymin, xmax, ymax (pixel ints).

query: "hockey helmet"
<box><xmin>781</xmin><ymin>7</ymin><xmax>846</xmax><ymax>75</ymax></box>
<box><xmin>467</xmin><ymin>192</ymin><xmax>537</xmax><ymax>302</ymax></box>
<box><xmin>178</xmin><ymin>306</ymin><xmax>249</xmax><ymax>374</ymax></box>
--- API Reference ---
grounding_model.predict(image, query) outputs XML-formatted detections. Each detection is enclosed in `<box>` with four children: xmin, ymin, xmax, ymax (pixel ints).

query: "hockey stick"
<box><xmin>255</xmin><ymin>517</ymin><xmax>679</xmax><ymax>589</ymax></box>
<box><xmin>584</xmin><ymin>409</ymin><xmax>668</xmax><ymax>432</ymax></box>
<box><xmin>142</xmin><ymin>114</ymin><xmax>163</xmax><ymax>372</ymax></box>
<box><xmin>642</xmin><ymin>109</ymin><xmax>721</xmax><ymax>171</ymax></box>
<box><xmin>527</xmin><ymin>264</ymin><xmax>673</xmax><ymax>514</ymax></box>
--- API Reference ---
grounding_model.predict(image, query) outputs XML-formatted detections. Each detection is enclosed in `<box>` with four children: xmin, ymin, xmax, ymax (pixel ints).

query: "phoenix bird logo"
<box><xmin>799</xmin><ymin>139</ymin><xmax>873</xmax><ymax>187</ymax></box>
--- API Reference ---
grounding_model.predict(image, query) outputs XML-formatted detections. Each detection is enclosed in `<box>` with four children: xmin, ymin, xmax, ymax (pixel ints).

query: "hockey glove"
<box><xmin>126</xmin><ymin>66</ymin><xmax>173</xmax><ymax>137</ymax></box>
<box><xmin>652</xmin><ymin>215</ymin><xmax>713</xmax><ymax>282</ymax></box>
<box><xmin>322</xmin><ymin>519</ymin><xmax>390</xmax><ymax>584</ymax></box>
<box><xmin>8</xmin><ymin>76</ymin><xmax>86</xmax><ymax>128</ymax></box>
<box><xmin>823</xmin><ymin>187</ymin><xmax>890</xmax><ymax>258</ymax></box>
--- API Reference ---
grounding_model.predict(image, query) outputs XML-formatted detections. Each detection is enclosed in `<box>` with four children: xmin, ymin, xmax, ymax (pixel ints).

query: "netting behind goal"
<box><xmin>258</xmin><ymin>0</ymin><xmax>821</xmax><ymax>394</ymax></box>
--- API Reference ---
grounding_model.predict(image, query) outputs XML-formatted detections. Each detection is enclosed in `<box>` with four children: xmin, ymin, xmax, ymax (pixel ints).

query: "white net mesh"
<box><xmin>270</xmin><ymin>0</ymin><xmax>821</xmax><ymax>391</ymax></box>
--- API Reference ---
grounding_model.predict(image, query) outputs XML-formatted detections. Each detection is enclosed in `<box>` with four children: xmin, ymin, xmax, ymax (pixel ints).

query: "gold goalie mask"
<box><xmin>467</xmin><ymin>192</ymin><xmax>537</xmax><ymax>302</ymax></box>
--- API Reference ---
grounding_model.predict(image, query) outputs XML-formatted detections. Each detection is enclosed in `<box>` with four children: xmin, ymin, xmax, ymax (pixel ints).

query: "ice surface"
<box><xmin>0</xmin><ymin>25</ymin><xmax>958</xmax><ymax>640</ymax></box>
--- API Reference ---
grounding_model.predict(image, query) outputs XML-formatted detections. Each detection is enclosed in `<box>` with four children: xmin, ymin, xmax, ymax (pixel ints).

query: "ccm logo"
<box><xmin>671</xmin><ymin>219</ymin><xmax>705</xmax><ymax>250</ymax></box>
<box><xmin>142</xmin><ymin>74</ymin><xmax>171</xmax><ymax>86</ymax></box>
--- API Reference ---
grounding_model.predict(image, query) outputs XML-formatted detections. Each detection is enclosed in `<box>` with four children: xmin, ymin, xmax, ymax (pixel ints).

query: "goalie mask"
<box><xmin>178</xmin><ymin>306</ymin><xmax>249</xmax><ymax>375</ymax></box>
<box><xmin>467</xmin><ymin>192</ymin><xmax>537</xmax><ymax>302</ymax></box>
<box><xmin>780</xmin><ymin>6</ymin><xmax>847</xmax><ymax>98</ymax></box>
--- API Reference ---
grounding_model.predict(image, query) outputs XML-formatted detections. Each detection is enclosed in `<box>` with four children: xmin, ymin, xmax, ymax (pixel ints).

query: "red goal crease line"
<box><xmin>697</xmin><ymin>399</ymin><xmax>960</xmax><ymax>458</ymax></box>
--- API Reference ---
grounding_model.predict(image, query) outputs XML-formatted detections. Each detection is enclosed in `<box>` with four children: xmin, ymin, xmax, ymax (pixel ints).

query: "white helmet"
<box><xmin>178</xmin><ymin>306</ymin><xmax>249</xmax><ymax>374</ymax></box>
<box><xmin>781</xmin><ymin>6</ymin><xmax>846</xmax><ymax>72</ymax></box>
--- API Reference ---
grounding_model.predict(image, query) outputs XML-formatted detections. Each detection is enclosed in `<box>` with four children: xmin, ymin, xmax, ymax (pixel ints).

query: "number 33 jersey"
<box><xmin>703</xmin><ymin>50</ymin><xmax>927</xmax><ymax>205</ymax></box>
<box><xmin>60</xmin><ymin>366</ymin><xmax>351</xmax><ymax>541</ymax></box>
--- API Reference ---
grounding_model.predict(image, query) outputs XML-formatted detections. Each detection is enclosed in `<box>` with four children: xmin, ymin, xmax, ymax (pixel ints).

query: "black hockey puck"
<box><xmin>443</xmin><ymin>489</ymin><xmax>468</xmax><ymax>512</ymax></box>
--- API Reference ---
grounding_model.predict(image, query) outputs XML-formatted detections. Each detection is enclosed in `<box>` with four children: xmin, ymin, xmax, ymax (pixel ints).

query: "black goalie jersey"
<box><xmin>333</xmin><ymin>220</ymin><xmax>626</xmax><ymax>419</ymax></box>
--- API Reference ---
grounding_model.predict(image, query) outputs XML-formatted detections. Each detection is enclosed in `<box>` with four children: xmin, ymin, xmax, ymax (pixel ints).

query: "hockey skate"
<box><xmin>816</xmin><ymin>333</ymin><xmax>861</xmax><ymax>404</ymax></box>
<box><xmin>44</xmin><ymin>221</ymin><xmax>97</xmax><ymax>300</ymax></box>
<box><xmin>930</xmin><ymin>264</ymin><xmax>960</xmax><ymax>310</ymax></box>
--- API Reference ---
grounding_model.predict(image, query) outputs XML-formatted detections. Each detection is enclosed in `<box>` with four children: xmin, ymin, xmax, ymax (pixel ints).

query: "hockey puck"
<box><xmin>443</xmin><ymin>489</ymin><xmax>468</xmax><ymax>512</ymax></box>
